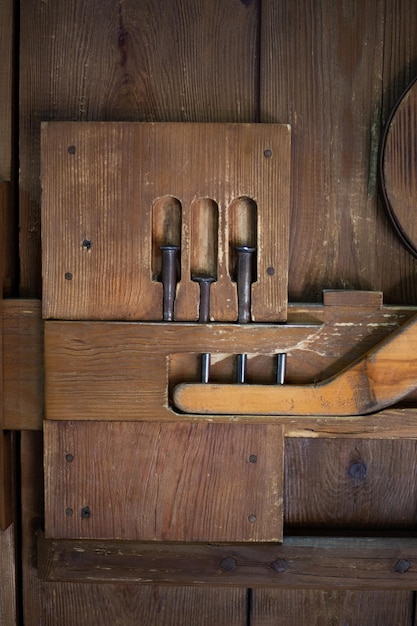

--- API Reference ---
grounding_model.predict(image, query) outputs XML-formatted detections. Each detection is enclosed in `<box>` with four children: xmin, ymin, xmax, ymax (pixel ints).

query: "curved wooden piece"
<box><xmin>174</xmin><ymin>313</ymin><xmax>417</xmax><ymax>416</ymax></box>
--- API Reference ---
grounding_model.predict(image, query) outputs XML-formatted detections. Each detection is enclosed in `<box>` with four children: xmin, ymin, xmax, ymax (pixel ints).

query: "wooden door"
<box><xmin>1</xmin><ymin>0</ymin><xmax>417</xmax><ymax>624</ymax></box>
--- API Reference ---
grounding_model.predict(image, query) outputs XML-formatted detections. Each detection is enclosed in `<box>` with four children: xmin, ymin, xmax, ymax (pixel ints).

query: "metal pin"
<box><xmin>237</xmin><ymin>353</ymin><xmax>247</xmax><ymax>384</ymax></box>
<box><xmin>236</xmin><ymin>246</ymin><xmax>256</xmax><ymax>324</ymax></box>
<box><xmin>276</xmin><ymin>353</ymin><xmax>287</xmax><ymax>385</ymax></box>
<box><xmin>192</xmin><ymin>275</ymin><xmax>216</xmax><ymax>383</ymax></box>
<box><xmin>160</xmin><ymin>245</ymin><xmax>180</xmax><ymax>321</ymax></box>
<box><xmin>235</xmin><ymin>246</ymin><xmax>256</xmax><ymax>383</ymax></box>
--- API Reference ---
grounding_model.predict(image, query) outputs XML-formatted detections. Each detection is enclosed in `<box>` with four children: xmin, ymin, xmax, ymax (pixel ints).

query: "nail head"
<box><xmin>65</xmin><ymin>272</ymin><xmax>73</xmax><ymax>281</ymax></box>
<box><xmin>248</xmin><ymin>514</ymin><xmax>256</xmax><ymax>523</ymax></box>
<box><xmin>263</xmin><ymin>148</ymin><xmax>273</xmax><ymax>158</ymax></box>
<box><xmin>67</xmin><ymin>145</ymin><xmax>76</xmax><ymax>155</ymax></box>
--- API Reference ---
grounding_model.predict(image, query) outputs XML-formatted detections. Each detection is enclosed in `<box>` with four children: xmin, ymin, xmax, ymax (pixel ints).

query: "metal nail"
<box><xmin>192</xmin><ymin>275</ymin><xmax>216</xmax><ymax>383</ymax></box>
<box><xmin>276</xmin><ymin>353</ymin><xmax>287</xmax><ymax>385</ymax></box>
<box><xmin>235</xmin><ymin>246</ymin><xmax>256</xmax><ymax>383</ymax></box>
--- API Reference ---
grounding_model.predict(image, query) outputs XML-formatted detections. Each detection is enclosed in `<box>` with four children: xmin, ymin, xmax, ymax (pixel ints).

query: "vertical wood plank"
<box><xmin>261</xmin><ymin>0</ymin><xmax>396</xmax><ymax>301</ymax></box>
<box><xmin>250</xmin><ymin>589</ymin><xmax>414</xmax><ymax>626</ymax></box>
<box><xmin>20</xmin><ymin>0</ymin><xmax>259</xmax><ymax>297</ymax></box>
<box><xmin>284</xmin><ymin>438</ymin><xmax>417</xmax><ymax>529</ymax></box>
<box><xmin>0</xmin><ymin>524</ymin><xmax>17</xmax><ymax>625</ymax></box>
<box><xmin>45</xmin><ymin>421</ymin><xmax>284</xmax><ymax>542</ymax></box>
<box><xmin>40</xmin><ymin>586</ymin><xmax>247</xmax><ymax>626</ymax></box>
<box><xmin>0</xmin><ymin>0</ymin><xmax>13</xmax><ymax>181</ymax></box>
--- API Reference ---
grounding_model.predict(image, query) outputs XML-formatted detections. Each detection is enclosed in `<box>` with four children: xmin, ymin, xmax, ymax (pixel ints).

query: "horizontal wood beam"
<box><xmin>37</xmin><ymin>534</ymin><xmax>417</xmax><ymax>589</ymax></box>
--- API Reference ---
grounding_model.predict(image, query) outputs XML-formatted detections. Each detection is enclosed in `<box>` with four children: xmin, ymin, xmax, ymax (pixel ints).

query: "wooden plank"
<box><xmin>2</xmin><ymin>299</ymin><xmax>43</xmax><ymax>430</ymax></box>
<box><xmin>44</xmin><ymin>304</ymin><xmax>415</xmax><ymax>422</ymax></box>
<box><xmin>322</xmin><ymin>290</ymin><xmax>383</xmax><ymax>307</ymax></box>
<box><xmin>0</xmin><ymin>0</ymin><xmax>13</xmax><ymax>181</ymax></box>
<box><xmin>20</xmin><ymin>0</ymin><xmax>259</xmax><ymax>298</ymax></box>
<box><xmin>0</xmin><ymin>431</ymin><xmax>12</xmax><ymax>531</ymax></box>
<box><xmin>260</xmin><ymin>0</ymin><xmax>411</xmax><ymax>304</ymax></box>
<box><xmin>0</xmin><ymin>181</ymin><xmax>15</xmax><ymax>295</ymax></box>
<box><xmin>44</xmin><ymin>421</ymin><xmax>284</xmax><ymax>542</ymax></box>
<box><xmin>38</xmin><ymin>533</ymin><xmax>417</xmax><ymax>590</ymax></box>
<box><xmin>39</xmin><ymin>584</ymin><xmax>247</xmax><ymax>626</ymax></box>
<box><xmin>251</xmin><ymin>589</ymin><xmax>414</xmax><ymax>625</ymax></box>
<box><xmin>41</xmin><ymin>121</ymin><xmax>290</xmax><ymax>322</ymax></box>
<box><xmin>0</xmin><ymin>525</ymin><xmax>17</xmax><ymax>625</ymax></box>
<box><xmin>284</xmin><ymin>438</ymin><xmax>417</xmax><ymax>530</ymax></box>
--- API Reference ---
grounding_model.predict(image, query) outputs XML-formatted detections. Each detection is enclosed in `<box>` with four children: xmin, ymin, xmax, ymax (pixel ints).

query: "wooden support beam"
<box><xmin>2</xmin><ymin>299</ymin><xmax>43</xmax><ymax>430</ymax></box>
<box><xmin>37</xmin><ymin>534</ymin><xmax>417</xmax><ymax>589</ymax></box>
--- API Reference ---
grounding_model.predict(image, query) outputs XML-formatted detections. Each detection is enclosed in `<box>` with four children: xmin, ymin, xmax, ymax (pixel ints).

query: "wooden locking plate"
<box><xmin>44</xmin><ymin>421</ymin><xmax>284</xmax><ymax>542</ymax></box>
<box><xmin>41</xmin><ymin>122</ymin><xmax>291</xmax><ymax>323</ymax></box>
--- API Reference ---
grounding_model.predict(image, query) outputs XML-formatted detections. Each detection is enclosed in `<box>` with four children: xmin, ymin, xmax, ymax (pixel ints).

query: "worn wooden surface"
<box><xmin>45</xmin><ymin>421</ymin><xmax>284</xmax><ymax>542</ymax></box>
<box><xmin>20</xmin><ymin>0</ymin><xmax>259</xmax><ymax>299</ymax></box>
<box><xmin>0</xmin><ymin>524</ymin><xmax>17</xmax><ymax>625</ymax></box>
<box><xmin>284</xmin><ymin>438</ymin><xmax>417</xmax><ymax>530</ymax></box>
<box><xmin>261</xmin><ymin>0</ymin><xmax>417</xmax><ymax>305</ymax></box>
<box><xmin>38</xmin><ymin>533</ymin><xmax>417</xmax><ymax>590</ymax></box>
<box><xmin>41</xmin><ymin>121</ymin><xmax>290</xmax><ymax>323</ymax></box>
<box><xmin>0</xmin><ymin>0</ymin><xmax>13</xmax><ymax>182</ymax></box>
<box><xmin>250</xmin><ymin>589</ymin><xmax>414</xmax><ymax>626</ymax></box>
<box><xmin>2</xmin><ymin>299</ymin><xmax>43</xmax><ymax>430</ymax></box>
<box><xmin>16</xmin><ymin>0</ymin><xmax>417</xmax><ymax>624</ymax></box>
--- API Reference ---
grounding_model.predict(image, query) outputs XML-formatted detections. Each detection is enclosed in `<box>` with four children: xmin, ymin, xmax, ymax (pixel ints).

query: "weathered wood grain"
<box><xmin>20</xmin><ymin>0</ymin><xmax>259</xmax><ymax>298</ymax></box>
<box><xmin>250</xmin><ymin>589</ymin><xmax>414</xmax><ymax>625</ymax></box>
<box><xmin>0</xmin><ymin>0</ymin><xmax>13</xmax><ymax>181</ymax></box>
<box><xmin>0</xmin><ymin>431</ymin><xmax>12</xmax><ymax>531</ymax></box>
<box><xmin>0</xmin><ymin>524</ymin><xmax>17</xmax><ymax>625</ymax></box>
<box><xmin>44</xmin><ymin>421</ymin><xmax>284</xmax><ymax>542</ymax></box>
<box><xmin>260</xmin><ymin>0</ymin><xmax>417</xmax><ymax>305</ymax></box>
<box><xmin>41</xmin><ymin>121</ymin><xmax>290</xmax><ymax>322</ymax></box>
<box><xmin>0</xmin><ymin>182</ymin><xmax>15</xmax><ymax>295</ymax></box>
<box><xmin>2</xmin><ymin>299</ymin><xmax>43</xmax><ymax>430</ymax></box>
<box><xmin>284</xmin><ymin>438</ymin><xmax>417</xmax><ymax>530</ymax></box>
<box><xmin>39</xmin><ymin>584</ymin><xmax>247</xmax><ymax>626</ymax></box>
<box><xmin>38</xmin><ymin>533</ymin><xmax>417</xmax><ymax>590</ymax></box>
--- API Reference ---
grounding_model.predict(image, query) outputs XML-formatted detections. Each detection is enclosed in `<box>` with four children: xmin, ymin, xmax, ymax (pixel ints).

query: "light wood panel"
<box><xmin>20</xmin><ymin>0</ymin><xmax>259</xmax><ymax>298</ymax></box>
<box><xmin>45</xmin><ymin>421</ymin><xmax>284</xmax><ymax>542</ymax></box>
<box><xmin>250</xmin><ymin>589</ymin><xmax>414</xmax><ymax>626</ymax></box>
<box><xmin>284</xmin><ymin>438</ymin><xmax>417</xmax><ymax>530</ymax></box>
<box><xmin>41</xmin><ymin>121</ymin><xmax>290</xmax><ymax>322</ymax></box>
<box><xmin>0</xmin><ymin>524</ymin><xmax>17</xmax><ymax>625</ymax></box>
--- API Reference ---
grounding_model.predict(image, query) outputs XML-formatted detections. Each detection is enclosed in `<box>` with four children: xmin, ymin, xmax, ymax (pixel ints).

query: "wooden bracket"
<box><xmin>174</xmin><ymin>311</ymin><xmax>417</xmax><ymax>416</ymax></box>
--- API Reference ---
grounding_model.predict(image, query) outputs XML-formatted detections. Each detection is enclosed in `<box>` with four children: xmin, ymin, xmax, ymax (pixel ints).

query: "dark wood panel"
<box><xmin>0</xmin><ymin>524</ymin><xmax>17</xmax><ymax>625</ymax></box>
<box><xmin>0</xmin><ymin>0</ymin><xmax>13</xmax><ymax>180</ymax></box>
<box><xmin>45</xmin><ymin>421</ymin><xmax>284</xmax><ymax>542</ymax></box>
<box><xmin>251</xmin><ymin>589</ymin><xmax>414</xmax><ymax>626</ymax></box>
<box><xmin>260</xmin><ymin>0</ymin><xmax>417</xmax><ymax>305</ymax></box>
<box><xmin>39</xmin><ymin>534</ymin><xmax>417</xmax><ymax>590</ymax></box>
<box><xmin>285</xmin><ymin>438</ymin><xmax>417</xmax><ymax>530</ymax></box>
<box><xmin>3</xmin><ymin>299</ymin><xmax>43</xmax><ymax>430</ymax></box>
<box><xmin>39</xmin><ymin>585</ymin><xmax>247</xmax><ymax>626</ymax></box>
<box><xmin>19</xmin><ymin>0</ymin><xmax>259</xmax><ymax>297</ymax></box>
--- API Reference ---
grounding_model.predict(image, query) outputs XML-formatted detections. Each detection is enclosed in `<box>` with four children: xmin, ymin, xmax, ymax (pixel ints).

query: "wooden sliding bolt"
<box><xmin>235</xmin><ymin>246</ymin><xmax>256</xmax><ymax>383</ymax></box>
<box><xmin>192</xmin><ymin>276</ymin><xmax>215</xmax><ymax>383</ymax></box>
<box><xmin>160</xmin><ymin>245</ymin><xmax>180</xmax><ymax>321</ymax></box>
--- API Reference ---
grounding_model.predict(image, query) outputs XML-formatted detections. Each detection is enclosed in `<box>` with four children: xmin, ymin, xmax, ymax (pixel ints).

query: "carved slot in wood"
<box><xmin>190</xmin><ymin>198</ymin><xmax>219</xmax><ymax>280</ymax></box>
<box><xmin>151</xmin><ymin>196</ymin><xmax>182</xmax><ymax>280</ymax></box>
<box><xmin>228</xmin><ymin>196</ymin><xmax>258</xmax><ymax>282</ymax></box>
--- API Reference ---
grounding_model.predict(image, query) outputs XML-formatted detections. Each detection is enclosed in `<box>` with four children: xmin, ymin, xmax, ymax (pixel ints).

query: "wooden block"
<box><xmin>44</xmin><ymin>421</ymin><xmax>284</xmax><ymax>542</ymax></box>
<box><xmin>0</xmin><ymin>182</ymin><xmax>15</xmax><ymax>295</ymax></box>
<box><xmin>41</xmin><ymin>122</ymin><xmax>291</xmax><ymax>323</ymax></box>
<box><xmin>38</xmin><ymin>533</ymin><xmax>417</xmax><ymax>590</ymax></box>
<box><xmin>2</xmin><ymin>300</ymin><xmax>43</xmax><ymax>430</ymax></box>
<box><xmin>323</xmin><ymin>290</ymin><xmax>383</xmax><ymax>307</ymax></box>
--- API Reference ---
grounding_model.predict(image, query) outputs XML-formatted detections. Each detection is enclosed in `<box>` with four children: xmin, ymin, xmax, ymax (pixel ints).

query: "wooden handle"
<box><xmin>173</xmin><ymin>313</ymin><xmax>417</xmax><ymax>416</ymax></box>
